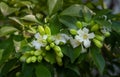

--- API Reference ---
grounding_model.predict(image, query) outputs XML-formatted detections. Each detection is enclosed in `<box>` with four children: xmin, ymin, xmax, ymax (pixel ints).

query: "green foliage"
<box><xmin>0</xmin><ymin>0</ymin><xmax>120</xmax><ymax>77</ymax></box>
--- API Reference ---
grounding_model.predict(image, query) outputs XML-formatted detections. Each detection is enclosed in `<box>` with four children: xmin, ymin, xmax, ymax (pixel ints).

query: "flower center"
<box><xmin>83</xmin><ymin>34</ymin><xmax>88</xmax><ymax>39</ymax></box>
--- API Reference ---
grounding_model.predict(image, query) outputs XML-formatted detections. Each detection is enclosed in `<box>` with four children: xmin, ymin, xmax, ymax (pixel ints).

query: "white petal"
<box><xmin>77</xmin><ymin>29</ymin><xmax>83</xmax><ymax>34</ymax></box>
<box><xmin>70</xmin><ymin>38</ymin><xmax>80</xmax><ymax>48</ymax></box>
<box><xmin>83</xmin><ymin>39</ymin><xmax>91</xmax><ymax>48</ymax></box>
<box><xmin>31</xmin><ymin>40</ymin><xmax>41</xmax><ymax>49</ymax></box>
<box><xmin>34</xmin><ymin>33</ymin><xmax>41</xmax><ymax>39</ymax></box>
<box><xmin>88</xmin><ymin>33</ymin><xmax>95</xmax><ymax>39</ymax></box>
<box><xmin>75</xmin><ymin>35</ymin><xmax>83</xmax><ymax>42</ymax></box>
<box><xmin>43</xmin><ymin>35</ymin><xmax>48</xmax><ymax>40</ymax></box>
<box><xmin>83</xmin><ymin>27</ymin><xmax>89</xmax><ymax>33</ymax></box>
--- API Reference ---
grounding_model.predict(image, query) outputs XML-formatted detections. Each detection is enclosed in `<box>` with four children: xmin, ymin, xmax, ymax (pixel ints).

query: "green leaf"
<box><xmin>48</xmin><ymin>0</ymin><xmax>63</xmax><ymax>15</ymax></box>
<box><xmin>21</xmin><ymin>15</ymin><xmax>40</xmax><ymax>23</ymax></box>
<box><xmin>82</xmin><ymin>6</ymin><xmax>94</xmax><ymax>22</ymax></box>
<box><xmin>61</xmin><ymin>45</ymin><xmax>81</xmax><ymax>63</ymax></box>
<box><xmin>0</xmin><ymin>26</ymin><xmax>18</xmax><ymax>37</ymax></box>
<box><xmin>44</xmin><ymin>51</ymin><xmax>56</xmax><ymax>64</ymax></box>
<box><xmin>59</xmin><ymin>15</ymin><xmax>77</xmax><ymax>29</ymax></box>
<box><xmin>49</xmin><ymin>15</ymin><xmax>62</xmax><ymax>35</ymax></box>
<box><xmin>90</xmin><ymin>46</ymin><xmax>105</xmax><ymax>74</ymax></box>
<box><xmin>9</xmin><ymin>17</ymin><xmax>24</xmax><ymax>26</ymax></box>
<box><xmin>0</xmin><ymin>49</ymin><xmax>3</xmax><ymax>61</ymax></box>
<box><xmin>35</xmin><ymin>64</ymin><xmax>52</xmax><ymax>77</ymax></box>
<box><xmin>60</xmin><ymin>4</ymin><xmax>83</xmax><ymax>17</ymax></box>
<box><xmin>112</xmin><ymin>21</ymin><xmax>120</xmax><ymax>34</ymax></box>
<box><xmin>0</xmin><ymin>2</ymin><xmax>18</xmax><ymax>16</ymax></box>
<box><xmin>1</xmin><ymin>58</ymin><xmax>18</xmax><ymax>76</ymax></box>
<box><xmin>0</xmin><ymin>37</ymin><xmax>15</xmax><ymax>64</ymax></box>
<box><xmin>21</xmin><ymin>63</ymin><xmax>34</xmax><ymax>77</ymax></box>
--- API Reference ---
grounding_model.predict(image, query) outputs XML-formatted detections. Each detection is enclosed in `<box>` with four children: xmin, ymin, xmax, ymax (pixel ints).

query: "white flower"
<box><xmin>75</xmin><ymin>27</ymin><xmax>95</xmax><ymax>48</ymax></box>
<box><xmin>70</xmin><ymin>37</ymin><xmax>80</xmax><ymax>48</ymax></box>
<box><xmin>31</xmin><ymin>33</ymin><xmax>48</xmax><ymax>50</ymax></box>
<box><xmin>53</xmin><ymin>34</ymin><xmax>70</xmax><ymax>45</ymax></box>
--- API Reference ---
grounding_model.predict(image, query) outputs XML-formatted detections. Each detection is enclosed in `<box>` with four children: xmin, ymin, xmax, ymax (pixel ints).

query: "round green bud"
<box><xmin>31</xmin><ymin>56</ymin><xmax>37</xmax><ymax>63</ymax></box>
<box><xmin>70</xmin><ymin>29</ymin><xmax>77</xmax><ymax>35</ymax></box>
<box><xmin>104</xmin><ymin>32</ymin><xmax>110</xmax><ymax>37</ymax></box>
<box><xmin>26</xmin><ymin>57</ymin><xmax>31</xmax><ymax>63</ymax></box>
<box><xmin>41</xmin><ymin>51</ymin><xmax>46</xmax><ymax>56</ymax></box>
<box><xmin>54</xmin><ymin>46</ymin><xmax>61</xmax><ymax>52</ymax></box>
<box><xmin>16</xmin><ymin>72</ymin><xmax>21</xmax><ymax>77</ymax></box>
<box><xmin>38</xmin><ymin>26</ymin><xmax>45</xmax><ymax>35</ymax></box>
<box><xmin>91</xmin><ymin>24</ymin><xmax>99</xmax><ymax>31</ymax></box>
<box><xmin>57</xmin><ymin>51</ymin><xmax>63</xmax><ymax>57</ymax></box>
<box><xmin>50</xmin><ymin>42</ymin><xmax>55</xmax><ymax>48</ymax></box>
<box><xmin>20</xmin><ymin>55</ymin><xmax>28</xmax><ymax>62</ymax></box>
<box><xmin>45</xmin><ymin>45</ymin><xmax>51</xmax><ymax>51</ymax></box>
<box><xmin>76</xmin><ymin>21</ymin><xmax>82</xmax><ymax>29</ymax></box>
<box><xmin>34</xmin><ymin>50</ymin><xmax>42</xmax><ymax>56</ymax></box>
<box><xmin>30</xmin><ymin>51</ymin><xmax>34</xmax><ymax>55</ymax></box>
<box><xmin>42</xmin><ymin>39</ymin><xmax>47</xmax><ymax>43</ymax></box>
<box><xmin>56</xmin><ymin>56</ymin><xmax>63</xmax><ymax>66</ymax></box>
<box><xmin>95</xmin><ymin>35</ymin><xmax>104</xmax><ymax>41</ymax></box>
<box><xmin>93</xmin><ymin>39</ymin><xmax>103</xmax><ymax>48</ymax></box>
<box><xmin>44</xmin><ymin>26</ymin><xmax>51</xmax><ymax>35</ymax></box>
<box><xmin>37</xmin><ymin>56</ymin><xmax>42</xmax><ymax>62</ymax></box>
<box><xmin>47</xmin><ymin>36</ymin><xmax>53</xmax><ymax>43</ymax></box>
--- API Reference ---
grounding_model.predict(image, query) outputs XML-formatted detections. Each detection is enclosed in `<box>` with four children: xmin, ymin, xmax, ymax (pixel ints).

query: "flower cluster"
<box><xmin>20</xmin><ymin>20</ymin><xmax>111</xmax><ymax>66</ymax></box>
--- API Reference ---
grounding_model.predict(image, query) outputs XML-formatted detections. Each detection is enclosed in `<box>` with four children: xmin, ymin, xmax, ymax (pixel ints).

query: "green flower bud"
<box><xmin>47</xmin><ymin>36</ymin><xmax>53</xmax><ymax>43</ymax></box>
<box><xmin>16</xmin><ymin>72</ymin><xmax>21</xmax><ymax>77</ymax></box>
<box><xmin>20</xmin><ymin>55</ymin><xmax>28</xmax><ymax>62</ymax></box>
<box><xmin>57</xmin><ymin>51</ymin><xmax>63</xmax><ymax>57</ymax></box>
<box><xmin>30</xmin><ymin>51</ymin><xmax>34</xmax><ymax>55</ymax></box>
<box><xmin>34</xmin><ymin>50</ymin><xmax>42</xmax><ymax>56</ymax></box>
<box><xmin>76</xmin><ymin>21</ymin><xmax>82</xmax><ymax>29</ymax></box>
<box><xmin>37</xmin><ymin>56</ymin><xmax>42</xmax><ymax>62</ymax></box>
<box><xmin>95</xmin><ymin>35</ymin><xmax>104</xmax><ymax>41</ymax></box>
<box><xmin>104</xmin><ymin>32</ymin><xmax>110</xmax><ymax>37</ymax></box>
<box><xmin>44</xmin><ymin>26</ymin><xmax>51</xmax><ymax>35</ymax></box>
<box><xmin>54</xmin><ymin>46</ymin><xmax>61</xmax><ymax>52</ymax></box>
<box><xmin>56</xmin><ymin>56</ymin><xmax>63</xmax><ymax>66</ymax></box>
<box><xmin>38</xmin><ymin>26</ymin><xmax>45</xmax><ymax>35</ymax></box>
<box><xmin>50</xmin><ymin>42</ymin><xmax>55</xmax><ymax>48</ymax></box>
<box><xmin>91</xmin><ymin>24</ymin><xmax>99</xmax><ymax>31</ymax></box>
<box><xmin>26</xmin><ymin>57</ymin><xmax>31</xmax><ymax>63</ymax></box>
<box><xmin>31</xmin><ymin>56</ymin><xmax>37</xmax><ymax>63</ymax></box>
<box><xmin>42</xmin><ymin>39</ymin><xmax>47</xmax><ymax>43</ymax></box>
<box><xmin>70</xmin><ymin>29</ymin><xmax>77</xmax><ymax>35</ymax></box>
<box><xmin>45</xmin><ymin>45</ymin><xmax>51</xmax><ymax>51</ymax></box>
<box><xmin>93</xmin><ymin>39</ymin><xmax>103</xmax><ymax>48</ymax></box>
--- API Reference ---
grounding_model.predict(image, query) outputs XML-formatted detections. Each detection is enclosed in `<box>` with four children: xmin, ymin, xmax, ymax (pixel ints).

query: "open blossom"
<box><xmin>70</xmin><ymin>37</ymin><xmax>80</xmax><ymax>48</ymax></box>
<box><xmin>31</xmin><ymin>33</ymin><xmax>47</xmax><ymax>50</ymax></box>
<box><xmin>53</xmin><ymin>34</ymin><xmax>70</xmax><ymax>45</ymax></box>
<box><xmin>75</xmin><ymin>27</ymin><xmax>95</xmax><ymax>48</ymax></box>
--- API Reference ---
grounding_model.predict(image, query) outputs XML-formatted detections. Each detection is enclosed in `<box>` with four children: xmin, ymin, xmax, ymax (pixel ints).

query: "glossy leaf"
<box><xmin>0</xmin><ymin>2</ymin><xmax>18</xmax><ymax>16</ymax></box>
<box><xmin>21</xmin><ymin>15</ymin><xmax>40</xmax><ymax>23</ymax></box>
<box><xmin>61</xmin><ymin>45</ymin><xmax>81</xmax><ymax>63</ymax></box>
<box><xmin>48</xmin><ymin>0</ymin><xmax>63</xmax><ymax>15</ymax></box>
<box><xmin>21</xmin><ymin>63</ymin><xmax>34</xmax><ymax>77</ymax></box>
<box><xmin>60</xmin><ymin>4</ymin><xmax>83</xmax><ymax>17</ymax></box>
<box><xmin>59</xmin><ymin>15</ymin><xmax>77</xmax><ymax>29</ymax></box>
<box><xmin>90</xmin><ymin>46</ymin><xmax>105</xmax><ymax>74</ymax></box>
<box><xmin>0</xmin><ymin>26</ymin><xmax>18</xmax><ymax>37</ymax></box>
<box><xmin>1</xmin><ymin>58</ymin><xmax>18</xmax><ymax>76</ymax></box>
<box><xmin>112</xmin><ymin>21</ymin><xmax>120</xmax><ymax>34</ymax></box>
<box><xmin>35</xmin><ymin>64</ymin><xmax>52</xmax><ymax>77</ymax></box>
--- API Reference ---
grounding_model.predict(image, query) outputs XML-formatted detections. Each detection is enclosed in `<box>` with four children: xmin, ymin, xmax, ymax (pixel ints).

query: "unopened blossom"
<box><xmin>75</xmin><ymin>27</ymin><xmax>95</xmax><ymax>48</ymax></box>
